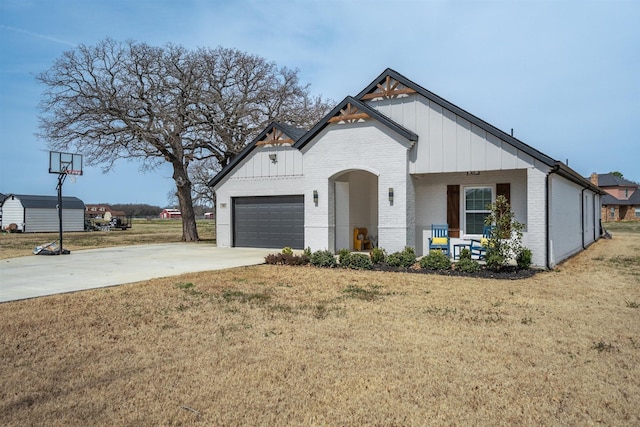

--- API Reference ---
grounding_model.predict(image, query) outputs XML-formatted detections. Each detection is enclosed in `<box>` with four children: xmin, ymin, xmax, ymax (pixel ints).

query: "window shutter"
<box><xmin>496</xmin><ymin>183</ymin><xmax>511</xmax><ymax>238</ymax></box>
<box><xmin>447</xmin><ymin>185</ymin><xmax>460</xmax><ymax>237</ymax></box>
<box><xmin>497</xmin><ymin>183</ymin><xmax>511</xmax><ymax>204</ymax></box>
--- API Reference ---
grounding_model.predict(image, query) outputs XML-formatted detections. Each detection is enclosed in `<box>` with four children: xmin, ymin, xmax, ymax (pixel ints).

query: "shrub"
<box><xmin>264</xmin><ymin>253</ymin><xmax>309</xmax><ymax>266</ymax></box>
<box><xmin>369</xmin><ymin>247</ymin><xmax>386</xmax><ymax>264</ymax></box>
<box><xmin>342</xmin><ymin>253</ymin><xmax>373</xmax><ymax>270</ymax></box>
<box><xmin>516</xmin><ymin>247</ymin><xmax>532</xmax><ymax>270</ymax></box>
<box><xmin>485</xmin><ymin>252</ymin><xmax>506</xmax><ymax>271</ymax></box>
<box><xmin>459</xmin><ymin>248</ymin><xmax>471</xmax><ymax>260</ymax></box>
<box><xmin>310</xmin><ymin>250</ymin><xmax>337</xmax><ymax>268</ymax></box>
<box><xmin>303</xmin><ymin>246</ymin><xmax>312</xmax><ymax>257</ymax></box>
<box><xmin>483</xmin><ymin>195</ymin><xmax>526</xmax><ymax>270</ymax></box>
<box><xmin>338</xmin><ymin>248</ymin><xmax>352</xmax><ymax>266</ymax></box>
<box><xmin>454</xmin><ymin>257</ymin><xmax>480</xmax><ymax>273</ymax></box>
<box><xmin>386</xmin><ymin>247</ymin><xmax>417</xmax><ymax>268</ymax></box>
<box><xmin>419</xmin><ymin>250</ymin><xmax>451</xmax><ymax>270</ymax></box>
<box><xmin>282</xmin><ymin>247</ymin><xmax>294</xmax><ymax>256</ymax></box>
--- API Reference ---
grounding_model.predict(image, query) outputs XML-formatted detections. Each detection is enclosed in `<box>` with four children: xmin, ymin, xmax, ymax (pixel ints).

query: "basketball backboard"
<box><xmin>49</xmin><ymin>151</ymin><xmax>83</xmax><ymax>175</ymax></box>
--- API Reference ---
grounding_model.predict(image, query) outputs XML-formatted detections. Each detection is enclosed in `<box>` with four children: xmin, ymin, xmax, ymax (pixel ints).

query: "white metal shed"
<box><xmin>0</xmin><ymin>194</ymin><xmax>85</xmax><ymax>232</ymax></box>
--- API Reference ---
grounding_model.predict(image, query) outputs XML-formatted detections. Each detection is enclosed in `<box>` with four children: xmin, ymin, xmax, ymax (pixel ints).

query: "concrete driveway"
<box><xmin>0</xmin><ymin>243</ymin><xmax>274</xmax><ymax>303</ymax></box>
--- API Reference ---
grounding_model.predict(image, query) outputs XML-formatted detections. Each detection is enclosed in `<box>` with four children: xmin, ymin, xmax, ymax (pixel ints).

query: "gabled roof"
<box><xmin>3</xmin><ymin>194</ymin><xmax>85</xmax><ymax>210</ymax></box>
<box><xmin>293</xmin><ymin>96</ymin><xmax>418</xmax><ymax>150</ymax></box>
<box><xmin>602</xmin><ymin>190</ymin><xmax>640</xmax><ymax>206</ymax></box>
<box><xmin>208</xmin><ymin>122</ymin><xmax>307</xmax><ymax>188</ymax></box>
<box><xmin>356</xmin><ymin>68</ymin><xmax>604</xmax><ymax>194</ymax></box>
<box><xmin>357</xmin><ymin>68</ymin><xmax>558</xmax><ymax>168</ymax></box>
<box><xmin>595</xmin><ymin>173</ymin><xmax>638</xmax><ymax>188</ymax></box>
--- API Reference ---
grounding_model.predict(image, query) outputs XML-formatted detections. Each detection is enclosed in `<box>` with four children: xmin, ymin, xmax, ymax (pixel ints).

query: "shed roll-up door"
<box><xmin>233</xmin><ymin>196</ymin><xmax>304</xmax><ymax>249</ymax></box>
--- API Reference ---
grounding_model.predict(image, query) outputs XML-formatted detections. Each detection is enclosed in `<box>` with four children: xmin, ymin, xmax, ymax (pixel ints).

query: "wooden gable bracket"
<box><xmin>256</xmin><ymin>127</ymin><xmax>294</xmax><ymax>146</ymax></box>
<box><xmin>327</xmin><ymin>102</ymin><xmax>371</xmax><ymax>123</ymax></box>
<box><xmin>360</xmin><ymin>75</ymin><xmax>416</xmax><ymax>100</ymax></box>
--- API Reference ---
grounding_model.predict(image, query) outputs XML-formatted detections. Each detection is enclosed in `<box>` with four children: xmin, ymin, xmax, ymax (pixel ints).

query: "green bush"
<box><xmin>310</xmin><ymin>250</ymin><xmax>337</xmax><ymax>268</ymax></box>
<box><xmin>303</xmin><ymin>247</ymin><xmax>312</xmax><ymax>257</ymax></box>
<box><xmin>454</xmin><ymin>257</ymin><xmax>480</xmax><ymax>273</ymax></box>
<box><xmin>485</xmin><ymin>252</ymin><xmax>506</xmax><ymax>271</ymax></box>
<box><xmin>419</xmin><ymin>250</ymin><xmax>451</xmax><ymax>270</ymax></box>
<box><xmin>386</xmin><ymin>247</ymin><xmax>417</xmax><ymax>268</ymax></box>
<box><xmin>342</xmin><ymin>253</ymin><xmax>373</xmax><ymax>270</ymax></box>
<box><xmin>369</xmin><ymin>247</ymin><xmax>386</xmax><ymax>264</ymax></box>
<box><xmin>282</xmin><ymin>247</ymin><xmax>294</xmax><ymax>256</ymax></box>
<box><xmin>338</xmin><ymin>248</ymin><xmax>352</xmax><ymax>266</ymax></box>
<box><xmin>516</xmin><ymin>247</ymin><xmax>532</xmax><ymax>270</ymax></box>
<box><xmin>459</xmin><ymin>248</ymin><xmax>471</xmax><ymax>260</ymax></box>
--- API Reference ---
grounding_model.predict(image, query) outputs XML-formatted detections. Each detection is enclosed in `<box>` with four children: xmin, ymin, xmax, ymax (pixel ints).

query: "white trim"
<box><xmin>461</xmin><ymin>184</ymin><xmax>494</xmax><ymax>238</ymax></box>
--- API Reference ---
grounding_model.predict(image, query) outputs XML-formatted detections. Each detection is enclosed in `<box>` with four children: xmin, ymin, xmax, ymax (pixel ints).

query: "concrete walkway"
<box><xmin>0</xmin><ymin>243</ymin><xmax>274</xmax><ymax>303</ymax></box>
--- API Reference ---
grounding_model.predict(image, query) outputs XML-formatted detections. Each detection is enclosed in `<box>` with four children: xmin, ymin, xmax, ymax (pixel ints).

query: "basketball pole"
<box><xmin>56</xmin><ymin>171</ymin><xmax>67</xmax><ymax>255</ymax></box>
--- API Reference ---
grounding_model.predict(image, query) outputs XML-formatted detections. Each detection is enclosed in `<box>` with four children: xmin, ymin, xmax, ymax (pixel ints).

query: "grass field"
<box><xmin>0</xmin><ymin>219</ymin><xmax>216</xmax><ymax>260</ymax></box>
<box><xmin>1</xmin><ymin>223</ymin><xmax>639</xmax><ymax>425</ymax></box>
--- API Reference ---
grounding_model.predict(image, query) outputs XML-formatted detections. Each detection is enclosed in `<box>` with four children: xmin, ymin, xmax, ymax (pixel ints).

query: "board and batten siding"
<box><xmin>213</xmin><ymin>145</ymin><xmax>304</xmax><ymax>248</ymax></box>
<box><xmin>366</xmin><ymin>95</ymin><xmax>538</xmax><ymax>174</ymax></box>
<box><xmin>231</xmin><ymin>145</ymin><xmax>303</xmax><ymax>179</ymax></box>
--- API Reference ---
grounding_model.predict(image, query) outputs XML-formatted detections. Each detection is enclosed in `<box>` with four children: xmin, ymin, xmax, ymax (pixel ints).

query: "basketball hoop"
<box><xmin>48</xmin><ymin>151</ymin><xmax>84</xmax><ymax>255</ymax></box>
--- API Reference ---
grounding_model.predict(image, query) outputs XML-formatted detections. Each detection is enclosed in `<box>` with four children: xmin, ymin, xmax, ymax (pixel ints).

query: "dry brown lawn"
<box><xmin>1</xmin><ymin>232</ymin><xmax>639</xmax><ymax>425</ymax></box>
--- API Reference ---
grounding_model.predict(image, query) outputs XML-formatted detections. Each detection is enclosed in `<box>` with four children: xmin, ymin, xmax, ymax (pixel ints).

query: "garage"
<box><xmin>233</xmin><ymin>195</ymin><xmax>304</xmax><ymax>249</ymax></box>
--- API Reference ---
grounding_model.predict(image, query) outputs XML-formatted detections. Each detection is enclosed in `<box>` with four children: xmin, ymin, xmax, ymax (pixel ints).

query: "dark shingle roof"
<box><xmin>4</xmin><ymin>194</ymin><xmax>85</xmax><ymax>210</ymax></box>
<box><xmin>595</xmin><ymin>173</ymin><xmax>638</xmax><ymax>187</ymax></box>
<box><xmin>602</xmin><ymin>189</ymin><xmax>640</xmax><ymax>206</ymax></box>
<box><xmin>208</xmin><ymin>68</ymin><xmax>604</xmax><ymax>195</ymax></box>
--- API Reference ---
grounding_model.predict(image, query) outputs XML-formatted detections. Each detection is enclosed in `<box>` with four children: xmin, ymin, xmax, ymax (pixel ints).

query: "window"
<box><xmin>610</xmin><ymin>207</ymin><xmax>615</xmax><ymax>218</ymax></box>
<box><xmin>635</xmin><ymin>208</ymin><xmax>640</xmax><ymax>218</ymax></box>
<box><xmin>464</xmin><ymin>187</ymin><xmax>492</xmax><ymax>235</ymax></box>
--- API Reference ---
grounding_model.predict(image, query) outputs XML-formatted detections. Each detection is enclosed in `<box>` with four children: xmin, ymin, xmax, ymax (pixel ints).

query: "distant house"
<box><xmin>204</xmin><ymin>212</ymin><xmax>215</xmax><ymax>219</ymax></box>
<box><xmin>160</xmin><ymin>208</ymin><xmax>181</xmax><ymax>219</ymax></box>
<box><xmin>85</xmin><ymin>204</ymin><xmax>127</xmax><ymax>221</ymax></box>
<box><xmin>0</xmin><ymin>194</ymin><xmax>85</xmax><ymax>232</ymax></box>
<box><xmin>590</xmin><ymin>173</ymin><xmax>640</xmax><ymax>222</ymax></box>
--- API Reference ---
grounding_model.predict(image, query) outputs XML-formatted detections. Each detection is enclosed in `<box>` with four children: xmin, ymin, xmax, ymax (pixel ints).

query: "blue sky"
<box><xmin>1</xmin><ymin>0</ymin><xmax>638</xmax><ymax>207</ymax></box>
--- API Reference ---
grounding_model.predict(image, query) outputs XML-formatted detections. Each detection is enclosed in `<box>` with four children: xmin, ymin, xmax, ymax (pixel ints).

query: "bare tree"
<box><xmin>37</xmin><ymin>39</ymin><xmax>332</xmax><ymax>241</ymax></box>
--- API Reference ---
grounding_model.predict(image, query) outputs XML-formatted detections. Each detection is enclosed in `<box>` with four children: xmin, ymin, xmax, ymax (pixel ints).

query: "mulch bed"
<box><xmin>370</xmin><ymin>264</ymin><xmax>541</xmax><ymax>280</ymax></box>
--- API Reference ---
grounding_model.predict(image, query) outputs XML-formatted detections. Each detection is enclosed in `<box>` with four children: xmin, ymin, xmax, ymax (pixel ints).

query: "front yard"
<box><xmin>1</xmin><ymin>230</ymin><xmax>639</xmax><ymax>425</ymax></box>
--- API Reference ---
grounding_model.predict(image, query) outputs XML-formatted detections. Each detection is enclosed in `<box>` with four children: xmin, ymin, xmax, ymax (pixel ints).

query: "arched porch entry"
<box><xmin>331</xmin><ymin>169</ymin><xmax>379</xmax><ymax>252</ymax></box>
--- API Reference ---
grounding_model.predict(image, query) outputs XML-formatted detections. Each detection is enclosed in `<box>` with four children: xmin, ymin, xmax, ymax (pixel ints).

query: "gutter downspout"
<box><xmin>546</xmin><ymin>166</ymin><xmax>559</xmax><ymax>270</ymax></box>
<box><xmin>581</xmin><ymin>187</ymin><xmax>586</xmax><ymax>250</ymax></box>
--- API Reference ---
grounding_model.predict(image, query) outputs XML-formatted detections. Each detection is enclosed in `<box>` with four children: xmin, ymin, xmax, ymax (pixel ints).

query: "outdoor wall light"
<box><xmin>313</xmin><ymin>190</ymin><xmax>318</xmax><ymax>205</ymax></box>
<box><xmin>269</xmin><ymin>153</ymin><xmax>277</xmax><ymax>163</ymax></box>
<box><xmin>388</xmin><ymin>187</ymin><xmax>394</xmax><ymax>204</ymax></box>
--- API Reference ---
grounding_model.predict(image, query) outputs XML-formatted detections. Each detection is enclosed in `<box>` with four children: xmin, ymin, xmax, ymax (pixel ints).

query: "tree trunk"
<box><xmin>173</xmin><ymin>163</ymin><xmax>199</xmax><ymax>242</ymax></box>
